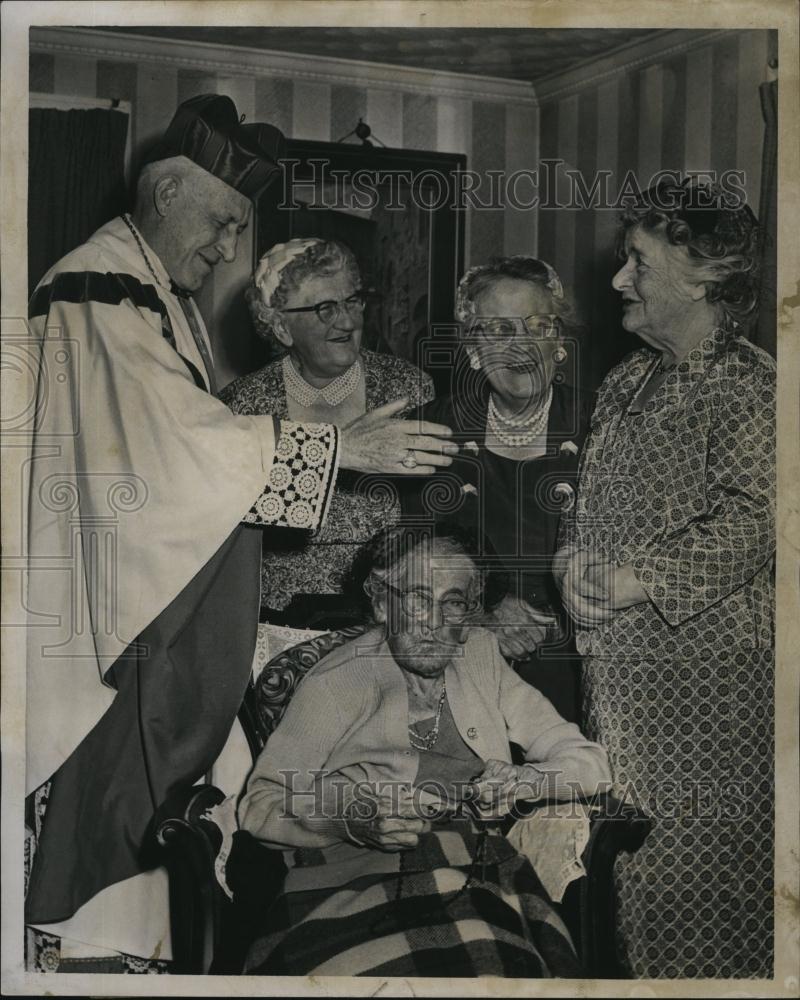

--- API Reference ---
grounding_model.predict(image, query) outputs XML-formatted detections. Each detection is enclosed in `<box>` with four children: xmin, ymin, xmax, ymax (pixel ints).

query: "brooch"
<box><xmin>553</xmin><ymin>482</ymin><xmax>576</xmax><ymax>510</ymax></box>
<box><xmin>560</xmin><ymin>440</ymin><xmax>579</xmax><ymax>455</ymax></box>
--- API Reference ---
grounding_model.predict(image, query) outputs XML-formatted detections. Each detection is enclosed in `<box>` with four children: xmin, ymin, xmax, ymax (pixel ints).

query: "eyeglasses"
<box><xmin>470</xmin><ymin>314</ymin><xmax>562</xmax><ymax>341</ymax></box>
<box><xmin>280</xmin><ymin>289</ymin><xmax>367</xmax><ymax>325</ymax></box>
<box><xmin>384</xmin><ymin>582</ymin><xmax>481</xmax><ymax>623</ymax></box>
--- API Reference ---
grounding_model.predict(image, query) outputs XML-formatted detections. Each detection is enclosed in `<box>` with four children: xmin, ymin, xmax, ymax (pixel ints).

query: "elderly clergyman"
<box><xmin>24</xmin><ymin>94</ymin><xmax>455</xmax><ymax>969</ymax></box>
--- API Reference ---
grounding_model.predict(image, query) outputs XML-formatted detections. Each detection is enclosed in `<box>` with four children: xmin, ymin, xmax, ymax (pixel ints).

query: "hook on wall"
<box><xmin>336</xmin><ymin>118</ymin><xmax>387</xmax><ymax>148</ymax></box>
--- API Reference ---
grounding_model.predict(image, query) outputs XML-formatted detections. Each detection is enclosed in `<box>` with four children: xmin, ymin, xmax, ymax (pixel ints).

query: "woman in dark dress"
<box><xmin>410</xmin><ymin>256</ymin><xmax>593</xmax><ymax>721</ymax></box>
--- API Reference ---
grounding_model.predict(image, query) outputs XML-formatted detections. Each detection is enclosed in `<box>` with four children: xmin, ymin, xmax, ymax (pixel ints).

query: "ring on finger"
<box><xmin>401</xmin><ymin>449</ymin><xmax>418</xmax><ymax>469</ymax></box>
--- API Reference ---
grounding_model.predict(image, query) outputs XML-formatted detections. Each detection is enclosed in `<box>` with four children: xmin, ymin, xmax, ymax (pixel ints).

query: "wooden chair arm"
<box><xmin>506</xmin><ymin>792</ymin><xmax>651</xmax><ymax>977</ymax></box>
<box><xmin>567</xmin><ymin>794</ymin><xmax>652</xmax><ymax>977</ymax></box>
<box><xmin>154</xmin><ymin>784</ymin><xmax>230</xmax><ymax>974</ymax></box>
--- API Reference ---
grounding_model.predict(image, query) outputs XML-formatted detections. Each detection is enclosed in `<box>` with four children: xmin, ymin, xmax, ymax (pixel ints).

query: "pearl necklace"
<box><xmin>486</xmin><ymin>386</ymin><xmax>553</xmax><ymax>447</ymax></box>
<box><xmin>282</xmin><ymin>355</ymin><xmax>361</xmax><ymax>408</ymax></box>
<box><xmin>408</xmin><ymin>678</ymin><xmax>447</xmax><ymax>752</ymax></box>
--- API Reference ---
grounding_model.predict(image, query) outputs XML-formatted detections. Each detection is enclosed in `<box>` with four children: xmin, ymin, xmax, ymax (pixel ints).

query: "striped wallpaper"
<box><xmin>28</xmin><ymin>35</ymin><xmax>527</xmax><ymax>383</ymax></box>
<box><xmin>29</xmin><ymin>27</ymin><xmax>775</xmax><ymax>385</ymax></box>
<box><xmin>535</xmin><ymin>29</ymin><xmax>777</xmax><ymax>382</ymax></box>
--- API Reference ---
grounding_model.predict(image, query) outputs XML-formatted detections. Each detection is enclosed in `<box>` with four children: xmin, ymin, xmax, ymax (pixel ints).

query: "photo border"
<box><xmin>2</xmin><ymin>2</ymin><xmax>797</xmax><ymax>996</ymax></box>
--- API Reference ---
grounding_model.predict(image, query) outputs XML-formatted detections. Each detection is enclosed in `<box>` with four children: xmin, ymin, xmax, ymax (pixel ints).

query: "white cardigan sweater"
<box><xmin>239</xmin><ymin>628</ymin><xmax>610</xmax><ymax>867</ymax></box>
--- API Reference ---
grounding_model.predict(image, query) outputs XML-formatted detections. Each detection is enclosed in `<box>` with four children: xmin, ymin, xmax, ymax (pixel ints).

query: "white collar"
<box><xmin>282</xmin><ymin>355</ymin><xmax>362</xmax><ymax>408</ymax></box>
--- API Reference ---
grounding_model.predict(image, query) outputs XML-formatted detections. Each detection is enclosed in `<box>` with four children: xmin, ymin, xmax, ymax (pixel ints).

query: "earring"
<box><xmin>553</xmin><ymin>346</ymin><xmax>567</xmax><ymax>364</ymax></box>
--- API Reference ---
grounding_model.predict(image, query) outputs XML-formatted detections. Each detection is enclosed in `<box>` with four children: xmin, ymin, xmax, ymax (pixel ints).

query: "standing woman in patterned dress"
<box><xmin>555</xmin><ymin>181</ymin><xmax>775</xmax><ymax>978</ymax></box>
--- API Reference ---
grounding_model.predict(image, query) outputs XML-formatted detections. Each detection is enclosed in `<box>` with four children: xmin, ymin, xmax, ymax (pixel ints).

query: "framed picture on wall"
<box><xmin>255</xmin><ymin>139</ymin><xmax>466</xmax><ymax>393</ymax></box>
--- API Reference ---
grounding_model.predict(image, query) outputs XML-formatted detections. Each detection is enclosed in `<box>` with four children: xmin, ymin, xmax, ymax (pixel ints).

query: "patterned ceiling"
<box><xmin>108</xmin><ymin>26</ymin><xmax>663</xmax><ymax>83</ymax></box>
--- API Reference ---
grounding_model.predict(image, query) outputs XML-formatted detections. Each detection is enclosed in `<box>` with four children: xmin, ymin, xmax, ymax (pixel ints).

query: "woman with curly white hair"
<box><xmin>220</xmin><ymin>238</ymin><xmax>435</xmax><ymax>654</ymax></box>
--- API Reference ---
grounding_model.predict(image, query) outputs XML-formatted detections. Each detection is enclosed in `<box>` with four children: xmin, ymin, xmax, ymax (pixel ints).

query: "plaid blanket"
<box><xmin>244</xmin><ymin>822</ymin><xmax>581</xmax><ymax>977</ymax></box>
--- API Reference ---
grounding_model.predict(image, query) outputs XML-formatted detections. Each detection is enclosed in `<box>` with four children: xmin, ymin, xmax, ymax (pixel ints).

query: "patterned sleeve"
<box><xmin>631</xmin><ymin>364</ymin><xmax>775</xmax><ymax>626</ymax></box>
<box><xmin>373</xmin><ymin>354</ymin><xmax>434</xmax><ymax>411</ymax></box>
<box><xmin>242</xmin><ymin>419</ymin><xmax>340</xmax><ymax>531</ymax></box>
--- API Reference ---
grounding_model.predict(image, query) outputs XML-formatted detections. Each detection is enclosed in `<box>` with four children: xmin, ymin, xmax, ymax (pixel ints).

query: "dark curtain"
<box><xmin>28</xmin><ymin>107</ymin><xmax>129</xmax><ymax>297</ymax></box>
<box><xmin>755</xmin><ymin>80</ymin><xmax>777</xmax><ymax>357</ymax></box>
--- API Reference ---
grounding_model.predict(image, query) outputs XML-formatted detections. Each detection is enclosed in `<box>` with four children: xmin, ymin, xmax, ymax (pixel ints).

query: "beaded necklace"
<box><xmin>408</xmin><ymin>677</ymin><xmax>447</xmax><ymax>752</ymax></box>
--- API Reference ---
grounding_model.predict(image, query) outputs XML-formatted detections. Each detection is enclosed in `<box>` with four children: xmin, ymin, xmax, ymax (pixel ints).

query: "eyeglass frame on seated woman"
<box><xmin>379</xmin><ymin>580</ymin><xmax>483</xmax><ymax>623</ymax></box>
<box><xmin>467</xmin><ymin>314</ymin><xmax>564</xmax><ymax>342</ymax></box>
<box><xmin>279</xmin><ymin>288</ymin><xmax>367</xmax><ymax>325</ymax></box>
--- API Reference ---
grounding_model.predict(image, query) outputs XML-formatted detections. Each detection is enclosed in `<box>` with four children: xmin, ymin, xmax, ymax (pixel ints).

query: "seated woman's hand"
<box><xmin>470</xmin><ymin>760</ymin><xmax>546</xmax><ymax>819</ymax></box>
<box><xmin>482</xmin><ymin>594</ymin><xmax>559</xmax><ymax>661</ymax></box>
<box><xmin>344</xmin><ymin>790</ymin><xmax>431</xmax><ymax>852</ymax></box>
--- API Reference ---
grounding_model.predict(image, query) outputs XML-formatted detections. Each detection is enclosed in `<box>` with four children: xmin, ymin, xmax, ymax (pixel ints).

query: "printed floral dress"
<box><xmin>220</xmin><ymin>350</ymin><xmax>434</xmax><ymax>625</ymax></box>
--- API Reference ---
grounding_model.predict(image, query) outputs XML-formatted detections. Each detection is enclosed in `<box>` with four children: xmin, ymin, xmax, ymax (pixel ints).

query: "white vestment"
<box><xmin>26</xmin><ymin>217</ymin><xmax>339</xmax><ymax>959</ymax></box>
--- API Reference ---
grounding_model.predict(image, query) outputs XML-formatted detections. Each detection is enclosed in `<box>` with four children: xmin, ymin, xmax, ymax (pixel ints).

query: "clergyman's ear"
<box><xmin>153</xmin><ymin>174</ymin><xmax>181</xmax><ymax>217</ymax></box>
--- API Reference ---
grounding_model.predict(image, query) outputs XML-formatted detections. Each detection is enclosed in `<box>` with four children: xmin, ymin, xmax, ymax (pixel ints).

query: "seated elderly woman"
<box><xmin>238</xmin><ymin>522</ymin><xmax>611</xmax><ymax>977</ymax></box>
<box><xmin>408</xmin><ymin>256</ymin><xmax>593</xmax><ymax>721</ymax></box>
<box><xmin>220</xmin><ymin>238</ymin><xmax>436</xmax><ymax>656</ymax></box>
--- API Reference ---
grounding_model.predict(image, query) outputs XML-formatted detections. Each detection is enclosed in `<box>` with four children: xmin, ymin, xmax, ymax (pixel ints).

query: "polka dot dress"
<box><xmin>566</xmin><ymin>329</ymin><xmax>775</xmax><ymax>978</ymax></box>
